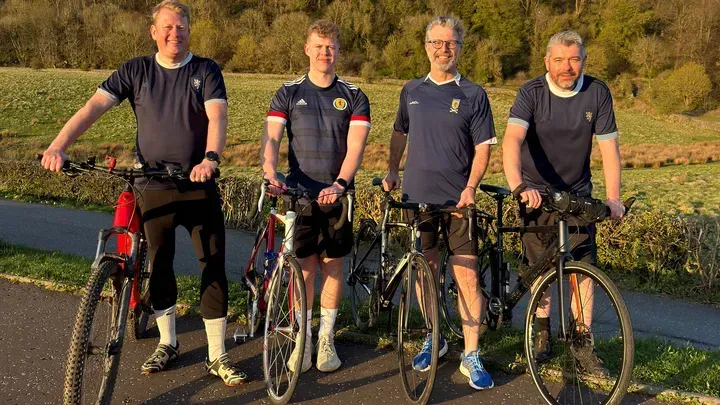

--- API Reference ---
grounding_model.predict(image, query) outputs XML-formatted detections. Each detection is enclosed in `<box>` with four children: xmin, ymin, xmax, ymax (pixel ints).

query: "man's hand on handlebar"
<box><xmin>520</xmin><ymin>189</ymin><xmax>542</xmax><ymax>209</ymax></box>
<box><xmin>263</xmin><ymin>172</ymin><xmax>287</xmax><ymax>197</ymax></box>
<box><xmin>382</xmin><ymin>171</ymin><xmax>401</xmax><ymax>192</ymax></box>
<box><xmin>41</xmin><ymin>148</ymin><xmax>68</xmax><ymax>173</ymax></box>
<box><xmin>190</xmin><ymin>159</ymin><xmax>218</xmax><ymax>183</ymax></box>
<box><xmin>455</xmin><ymin>187</ymin><xmax>475</xmax><ymax>218</ymax></box>
<box><xmin>318</xmin><ymin>182</ymin><xmax>344</xmax><ymax>205</ymax></box>
<box><xmin>605</xmin><ymin>198</ymin><xmax>625</xmax><ymax>221</ymax></box>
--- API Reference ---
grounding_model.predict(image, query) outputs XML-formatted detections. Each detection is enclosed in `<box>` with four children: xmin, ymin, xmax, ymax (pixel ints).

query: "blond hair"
<box><xmin>307</xmin><ymin>19</ymin><xmax>341</xmax><ymax>43</ymax></box>
<box><xmin>152</xmin><ymin>0</ymin><xmax>191</xmax><ymax>25</ymax></box>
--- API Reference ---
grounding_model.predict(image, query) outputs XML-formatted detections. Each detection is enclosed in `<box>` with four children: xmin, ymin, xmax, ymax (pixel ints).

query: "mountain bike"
<box><xmin>235</xmin><ymin>177</ymin><xmax>352</xmax><ymax>405</ymax></box>
<box><xmin>47</xmin><ymin>155</ymin><xmax>215</xmax><ymax>405</ymax></box>
<box><xmin>438</xmin><ymin>183</ymin><xmax>635</xmax><ymax>405</ymax></box>
<box><xmin>347</xmin><ymin>178</ymin><xmax>473</xmax><ymax>404</ymax></box>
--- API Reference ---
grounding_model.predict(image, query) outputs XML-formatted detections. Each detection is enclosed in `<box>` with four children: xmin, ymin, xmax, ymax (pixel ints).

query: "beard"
<box><xmin>431</xmin><ymin>54</ymin><xmax>457</xmax><ymax>72</ymax></box>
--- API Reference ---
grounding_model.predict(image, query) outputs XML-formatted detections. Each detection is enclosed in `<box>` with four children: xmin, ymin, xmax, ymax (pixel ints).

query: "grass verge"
<box><xmin>1</xmin><ymin>240</ymin><xmax>719</xmax><ymax>399</ymax></box>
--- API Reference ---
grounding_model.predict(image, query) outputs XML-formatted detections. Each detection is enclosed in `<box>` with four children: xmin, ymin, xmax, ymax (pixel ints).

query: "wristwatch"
<box><xmin>334</xmin><ymin>178</ymin><xmax>348</xmax><ymax>189</ymax></box>
<box><xmin>205</xmin><ymin>151</ymin><xmax>221</xmax><ymax>164</ymax></box>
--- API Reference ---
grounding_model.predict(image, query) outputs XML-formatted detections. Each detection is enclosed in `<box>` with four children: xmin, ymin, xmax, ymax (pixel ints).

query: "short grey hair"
<box><xmin>546</xmin><ymin>30</ymin><xmax>587</xmax><ymax>59</ymax></box>
<box><xmin>425</xmin><ymin>16</ymin><xmax>465</xmax><ymax>43</ymax></box>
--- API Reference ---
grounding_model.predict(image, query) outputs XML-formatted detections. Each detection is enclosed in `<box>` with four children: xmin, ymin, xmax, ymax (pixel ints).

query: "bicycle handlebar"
<box><xmin>543</xmin><ymin>187</ymin><xmax>635</xmax><ymax>222</ymax></box>
<box><xmin>36</xmin><ymin>154</ymin><xmax>220</xmax><ymax>181</ymax></box>
<box><xmin>255</xmin><ymin>178</ymin><xmax>354</xmax><ymax>231</ymax></box>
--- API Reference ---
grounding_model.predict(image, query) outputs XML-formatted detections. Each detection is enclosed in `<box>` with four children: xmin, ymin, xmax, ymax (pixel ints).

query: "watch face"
<box><xmin>206</xmin><ymin>151</ymin><xmax>219</xmax><ymax>162</ymax></box>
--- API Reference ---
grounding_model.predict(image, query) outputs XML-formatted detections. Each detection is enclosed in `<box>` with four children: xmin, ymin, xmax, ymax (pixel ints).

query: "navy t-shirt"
<box><xmin>394</xmin><ymin>74</ymin><xmax>496</xmax><ymax>205</ymax></box>
<box><xmin>508</xmin><ymin>74</ymin><xmax>617</xmax><ymax>196</ymax></box>
<box><xmin>266</xmin><ymin>75</ymin><xmax>371</xmax><ymax>194</ymax></box>
<box><xmin>97</xmin><ymin>52</ymin><xmax>227</xmax><ymax>189</ymax></box>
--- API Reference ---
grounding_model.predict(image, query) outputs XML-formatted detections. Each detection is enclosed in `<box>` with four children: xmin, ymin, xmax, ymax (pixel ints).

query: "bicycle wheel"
<box><xmin>397</xmin><ymin>255</ymin><xmax>440</xmax><ymax>405</ymax></box>
<box><xmin>64</xmin><ymin>260</ymin><xmax>128</xmax><ymax>405</ymax></box>
<box><xmin>247</xmin><ymin>223</ymin><xmax>270</xmax><ymax>336</ymax></box>
<box><xmin>263</xmin><ymin>256</ymin><xmax>307</xmax><ymax>405</ymax></box>
<box><xmin>439</xmin><ymin>246</ymin><xmax>493</xmax><ymax>339</ymax></box>
<box><xmin>525</xmin><ymin>261</ymin><xmax>634</xmax><ymax>405</ymax></box>
<box><xmin>129</xmin><ymin>247</ymin><xmax>151</xmax><ymax>340</ymax></box>
<box><xmin>349</xmin><ymin>219</ymin><xmax>381</xmax><ymax>331</ymax></box>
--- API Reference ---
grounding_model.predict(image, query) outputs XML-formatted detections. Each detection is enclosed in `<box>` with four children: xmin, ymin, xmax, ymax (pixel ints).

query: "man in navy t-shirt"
<box><xmin>261</xmin><ymin>19</ymin><xmax>371</xmax><ymax>374</ymax></box>
<box><xmin>503</xmin><ymin>30</ymin><xmax>625</xmax><ymax>376</ymax></box>
<box><xmin>383</xmin><ymin>16</ymin><xmax>496</xmax><ymax>391</ymax></box>
<box><xmin>41</xmin><ymin>0</ymin><xmax>246</xmax><ymax>387</ymax></box>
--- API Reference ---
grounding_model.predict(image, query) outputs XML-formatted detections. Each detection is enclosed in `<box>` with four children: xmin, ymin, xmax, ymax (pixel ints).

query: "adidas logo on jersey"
<box><xmin>296</xmin><ymin>99</ymin><xmax>307</xmax><ymax>106</ymax></box>
<box><xmin>409</xmin><ymin>101</ymin><xmax>419</xmax><ymax>105</ymax></box>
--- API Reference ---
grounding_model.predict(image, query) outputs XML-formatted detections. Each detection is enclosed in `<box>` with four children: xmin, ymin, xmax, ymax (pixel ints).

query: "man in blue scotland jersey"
<box><xmin>503</xmin><ymin>30</ymin><xmax>625</xmax><ymax>376</ymax></box>
<box><xmin>383</xmin><ymin>16</ymin><xmax>496</xmax><ymax>390</ymax></box>
<box><xmin>261</xmin><ymin>19</ymin><xmax>371</xmax><ymax>374</ymax></box>
<box><xmin>41</xmin><ymin>0</ymin><xmax>246</xmax><ymax>386</ymax></box>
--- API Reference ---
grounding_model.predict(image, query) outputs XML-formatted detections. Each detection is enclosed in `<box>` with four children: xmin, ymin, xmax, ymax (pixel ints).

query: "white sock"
<box><xmin>203</xmin><ymin>317</ymin><xmax>227</xmax><ymax>362</ymax></box>
<box><xmin>154</xmin><ymin>305</ymin><xmax>176</xmax><ymax>347</ymax></box>
<box><xmin>318</xmin><ymin>307</ymin><xmax>338</xmax><ymax>337</ymax></box>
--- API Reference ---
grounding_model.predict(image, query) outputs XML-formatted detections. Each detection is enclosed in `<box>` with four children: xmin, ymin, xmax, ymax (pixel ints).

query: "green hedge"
<box><xmin>1</xmin><ymin>159</ymin><xmax>717</xmax><ymax>300</ymax></box>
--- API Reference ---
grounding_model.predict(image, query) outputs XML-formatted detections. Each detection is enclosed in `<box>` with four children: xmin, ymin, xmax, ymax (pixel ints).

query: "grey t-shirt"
<box><xmin>98</xmin><ymin>52</ymin><xmax>227</xmax><ymax>189</ymax></box>
<box><xmin>508</xmin><ymin>74</ymin><xmax>618</xmax><ymax>196</ymax></box>
<box><xmin>394</xmin><ymin>74</ymin><xmax>496</xmax><ymax>205</ymax></box>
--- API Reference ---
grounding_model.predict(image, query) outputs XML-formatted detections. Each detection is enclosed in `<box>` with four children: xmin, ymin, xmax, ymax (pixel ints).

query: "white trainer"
<box><xmin>316</xmin><ymin>335</ymin><xmax>342</xmax><ymax>372</ymax></box>
<box><xmin>287</xmin><ymin>335</ymin><xmax>312</xmax><ymax>374</ymax></box>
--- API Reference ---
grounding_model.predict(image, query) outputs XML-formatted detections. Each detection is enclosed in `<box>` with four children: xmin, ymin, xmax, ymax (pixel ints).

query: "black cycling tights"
<box><xmin>138</xmin><ymin>188</ymin><xmax>228</xmax><ymax>319</ymax></box>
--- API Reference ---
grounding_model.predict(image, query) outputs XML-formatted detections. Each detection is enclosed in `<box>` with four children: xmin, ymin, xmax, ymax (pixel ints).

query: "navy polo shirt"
<box><xmin>266</xmin><ymin>75</ymin><xmax>371</xmax><ymax>194</ymax></box>
<box><xmin>97</xmin><ymin>52</ymin><xmax>227</xmax><ymax>189</ymax></box>
<box><xmin>508</xmin><ymin>73</ymin><xmax>618</xmax><ymax>196</ymax></box>
<box><xmin>394</xmin><ymin>73</ymin><xmax>496</xmax><ymax>205</ymax></box>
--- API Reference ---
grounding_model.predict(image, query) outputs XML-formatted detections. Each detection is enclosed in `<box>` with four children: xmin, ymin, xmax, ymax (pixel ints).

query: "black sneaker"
<box><xmin>206</xmin><ymin>353</ymin><xmax>248</xmax><ymax>387</ymax></box>
<box><xmin>141</xmin><ymin>341</ymin><xmax>180</xmax><ymax>374</ymax></box>
<box><xmin>534</xmin><ymin>329</ymin><xmax>552</xmax><ymax>363</ymax></box>
<box><xmin>570</xmin><ymin>332</ymin><xmax>610</xmax><ymax>378</ymax></box>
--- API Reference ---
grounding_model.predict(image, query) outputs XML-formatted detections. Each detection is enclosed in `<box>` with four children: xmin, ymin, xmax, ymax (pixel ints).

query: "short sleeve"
<box><xmin>97</xmin><ymin>61</ymin><xmax>134</xmax><ymax>105</ymax></box>
<box><xmin>349</xmin><ymin>89</ymin><xmax>371</xmax><ymax>128</ymax></box>
<box><xmin>392</xmin><ymin>85</ymin><xmax>409</xmax><ymax>134</ymax></box>
<box><xmin>203</xmin><ymin>61</ymin><xmax>227</xmax><ymax>106</ymax></box>
<box><xmin>266</xmin><ymin>85</ymin><xmax>289</xmax><ymax>125</ymax></box>
<box><xmin>470</xmin><ymin>89</ymin><xmax>497</xmax><ymax>145</ymax></box>
<box><xmin>508</xmin><ymin>86</ymin><xmax>534</xmax><ymax>129</ymax></box>
<box><xmin>594</xmin><ymin>87</ymin><xmax>618</xmax><ymax>141</ymax></box>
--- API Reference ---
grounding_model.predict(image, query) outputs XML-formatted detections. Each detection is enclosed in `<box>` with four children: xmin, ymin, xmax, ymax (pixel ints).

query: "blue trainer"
<box><xmin>460</xmin><ymin>350</ymin><xmax>494</xmax><ymax>390</ymax></box>
<box><xmin>412</xmin><ymin>333</ymin><xmax>448</xmax><ymax>372</ymax></box>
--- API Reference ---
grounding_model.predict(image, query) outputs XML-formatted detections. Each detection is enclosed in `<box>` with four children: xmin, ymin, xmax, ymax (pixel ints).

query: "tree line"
<box><xmin>1</xmin><ymin>0</ymin><xmax>718</xmax><ymax>112</ymax></box>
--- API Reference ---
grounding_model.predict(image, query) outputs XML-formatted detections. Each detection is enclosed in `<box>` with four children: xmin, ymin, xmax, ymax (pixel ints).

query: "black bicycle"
<box><xmin>347</xmin><ymin>178</ymin><xmax>475</xmax><ymax>404</ymax></box>
<box><xmin>438</xmin><ymin>183</ymin><xmax>635</xmax><ymax>405</ymax></box>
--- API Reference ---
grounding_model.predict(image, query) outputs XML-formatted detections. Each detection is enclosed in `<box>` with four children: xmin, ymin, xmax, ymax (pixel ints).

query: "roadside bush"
<box><xmin>651</xmin><ymin>63</ymin><xmax>713</xmax><ymax>114</ymax></box>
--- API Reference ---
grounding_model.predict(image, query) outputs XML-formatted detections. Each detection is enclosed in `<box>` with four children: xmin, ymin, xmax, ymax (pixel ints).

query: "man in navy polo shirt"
<box><xmin>383</xmin><ymin>15</ymin><xmax>496</xmax><ymax>390</ymax></box>
<box><xmin>41</xmin><ymin>0</ymin><xmax>246</xmax><ymax>387</ymax></box>
<box><xmin>261</xmin><ymin>19</ymin><xmax>371</xmax><ymax>374</ymax></box>
<box><xmin>503</xmin><ymin>30</ymin><xmax>624</xmax><ymax>376</ymax></box>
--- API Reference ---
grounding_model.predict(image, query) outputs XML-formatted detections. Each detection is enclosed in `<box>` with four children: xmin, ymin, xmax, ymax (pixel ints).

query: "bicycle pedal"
<box><xmin>233</xmin><ymin>326</ymin><xmax>249</xmax><ymax>344</ymax></box>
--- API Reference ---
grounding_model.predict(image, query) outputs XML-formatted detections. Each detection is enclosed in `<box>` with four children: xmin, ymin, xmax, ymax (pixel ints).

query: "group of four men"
<box><xmin>40</xmin><ymin>0</ymin><xmax>624</xmax><ymax>392</ymax></box>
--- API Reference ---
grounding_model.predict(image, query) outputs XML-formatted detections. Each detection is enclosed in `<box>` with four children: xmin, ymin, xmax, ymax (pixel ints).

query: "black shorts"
<box><xmin>294</xmin><ymin>202</ymin><xmax>353</xmax><ymax>259</ymax></box>
<box><xmin>403</xmin><ymin>210</ymin><xmax>477</xmax><ymax>256</ymax></box>
<box><xmin>520</xmin><ymin>205</ymin><xmax>597</xmax><ymax>266</ymax></box>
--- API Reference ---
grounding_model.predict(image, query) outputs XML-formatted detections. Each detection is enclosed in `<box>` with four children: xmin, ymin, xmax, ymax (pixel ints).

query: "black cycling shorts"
<box><xmin>520</xmin><ymin>204</ymin><xmax>597</xmax><ymax>266</ymax></box>
<box><xmin>293</xmin><ymin>201</ymin><xmax>353</xmax><ymax>259</ymax></box>
<box><xmin>403</xmin><ymin>210</ymin><xmax>477</xmax><ymax>256</ymax></box>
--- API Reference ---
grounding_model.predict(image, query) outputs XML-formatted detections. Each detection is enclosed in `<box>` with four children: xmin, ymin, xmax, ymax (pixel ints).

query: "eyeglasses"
<box><xmin>426</xmin><ymin>39</ymin><xmax>462</xmax><ymax>49</ymax></box>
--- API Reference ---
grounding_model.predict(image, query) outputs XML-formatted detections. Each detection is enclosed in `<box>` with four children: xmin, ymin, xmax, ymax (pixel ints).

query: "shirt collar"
<box><xmin>424</xmin><ymin>72</ymin><xmax>461</xmax><ymax>86</ymax></box>
<box><xmin>545</xmin><ymin>72</ymin><xmax>584</xmax><ymax>98</ymax></box>
<box><xmin>155</xmin><ymin>52</ymin><xmax>193</xmax><ymax>69</ymax></box>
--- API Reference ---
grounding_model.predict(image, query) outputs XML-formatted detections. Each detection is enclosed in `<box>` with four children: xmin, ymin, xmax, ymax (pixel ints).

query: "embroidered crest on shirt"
<box><xmin>585</xmin><ymin>111</ymin><xmax>593</xmax><ymax>122</ymax></box>
<box><xmin>333</xmin><ymin>98</ymin><xmax>347</xmax><ymax>111</ymax></box>
<box><xmin>191</xmin><ymin>77</ymin><xmax>201</xmax><ymax>91</ymax></box>
<box><xmin>450</xmin><ymin>98</ymin><xmax>460</xmax><ymax>114</ymax></box>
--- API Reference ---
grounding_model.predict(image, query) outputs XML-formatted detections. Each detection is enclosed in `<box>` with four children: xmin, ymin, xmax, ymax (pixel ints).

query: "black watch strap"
<box><xmin>335</xmin><ymin>178</ymin><xmax>348</xmax><ymax>189</ymax></box>
<box><xmin>205</xmin><ymin>151</ymin><xmax>220</xmax><ymax>164</ymax></box>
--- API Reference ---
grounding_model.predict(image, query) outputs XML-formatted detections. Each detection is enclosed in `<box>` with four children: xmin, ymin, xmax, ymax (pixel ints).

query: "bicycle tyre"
<box><xmin>128</xmin><ymin>259</ymin><xmax>151</xmax><ymax>341</ymax></box>
<box><xmin>263</xmin><ymin>255</ymin><xmax>307</xmax><ymax>405</ymax></box>
<box><xmin>438</xmin><ymin>246</ymin><xmax>494</xmax><ymax>339</ymax></box>
<box><xmin>63</xmin><ymin>260</ymin><xmax>127</xmax><ymax>405</ymax></box>
<box><xmin>397</xmin><ymin>254</ymin><xmax>439</xmax><ymax>405</ymax></box>
<box><xmin>247</xmin><ymin>223</ymin><xmax>270</xmax><ymax>336</ymax></box>
<box><xmin>524</xmin><ymin>261</ymin><xmax>634</xmax><ymax>405</ymax></box>
<box><xmin>350</xmin><ymin>219</ymin><xmax>381</xmax><ymax>331</ymax></box>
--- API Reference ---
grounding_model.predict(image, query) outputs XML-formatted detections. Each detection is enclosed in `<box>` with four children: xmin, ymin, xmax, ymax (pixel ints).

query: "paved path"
<box><xmin>1</xmin><ymin>199</ymin><xmax>720</xmax><ymax>349</ymax></box>
<box><xmin>0</xmin><ymin>279</ymin><xmax>675</xmax><ymax>405</ymax></box>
